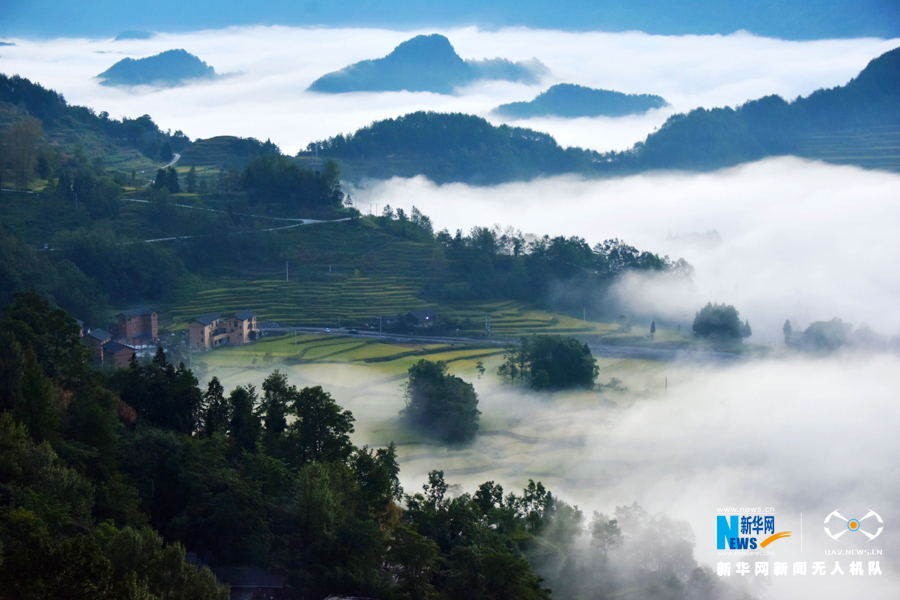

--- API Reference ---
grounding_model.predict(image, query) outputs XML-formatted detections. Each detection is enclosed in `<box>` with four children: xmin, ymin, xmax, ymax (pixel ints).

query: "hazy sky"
<box><xmin>0</xmin><ymin>26</ymin><xmax>896</xmax><ymax>153</ymax></box>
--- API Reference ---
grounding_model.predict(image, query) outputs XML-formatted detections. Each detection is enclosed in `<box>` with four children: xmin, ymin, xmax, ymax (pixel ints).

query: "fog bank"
<box><xmin>352</xmin><ymin>157</ymin><xmax>900</xmax><ymax>342</ymax></box>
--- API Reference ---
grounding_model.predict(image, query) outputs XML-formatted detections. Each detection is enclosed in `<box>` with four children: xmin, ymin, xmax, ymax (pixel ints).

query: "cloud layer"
<box><xmin>351</xmin><ymin>158</ymin><xmax>900</xmax><ymax>342</ymax></box>
<box><xmin>0</xmin><ymin>26</ymin><xmax>896</xmax><ymax>153</ymax></box>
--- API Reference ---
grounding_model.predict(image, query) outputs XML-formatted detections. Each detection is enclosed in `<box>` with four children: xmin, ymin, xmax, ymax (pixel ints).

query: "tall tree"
<box><xmin>402</xmin><ymin>360</ymin><xmax>479</xmax><ymax>443</ymax></box>
<box><xmin>166</xmin><ymin>167</ymin><xmax>180</xmax><ymax>193</ymax></box>
<box><xmin>185</xmin><ymin>166</ymin><xmax>198</xmax><ymax>193</ymax></box>
<box><xmin>288</xmin><ymin>385</ymin><xmax>355</xmax><ymax>464</ymax></box>
<box><xmin>202</xmin><ymin>377</ymin><xmax>229</xmax><ymax>436</ymax></box>
<box><xmin>228</xmin><ymin>385</ymin><xmax>259</xmax><ymax>453</ymax></box>
<box><xmin>9</xmin><ymin>117</ymin><xmax>42</xmax><ymax>191</ymax></box>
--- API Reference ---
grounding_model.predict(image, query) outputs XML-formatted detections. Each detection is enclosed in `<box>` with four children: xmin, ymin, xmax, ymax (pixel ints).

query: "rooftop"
<box><xmin>192</xmin><ymin>314</ymin><xmax>220</xmax><ymax>326</ymax></box>
<box><xmin>102</xmin><ymin>340</ymin><xmax>134</xmax><ymax>354</ymax></box>
<box><xmin>86</xmin><ymin>328</ymin><xmax>112</xmax><ymax>342</ymax></box>
<box><xmin>117</xmin><ymin>308</ymin><xmax>156</xmax><ymax>317</ymax></box>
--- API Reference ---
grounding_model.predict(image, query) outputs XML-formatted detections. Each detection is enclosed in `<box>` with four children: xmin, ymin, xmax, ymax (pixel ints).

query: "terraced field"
<box><xmin>795</xmin><ymin>126</ymin><xmax>900</xmax><ymax>172</ymax></box>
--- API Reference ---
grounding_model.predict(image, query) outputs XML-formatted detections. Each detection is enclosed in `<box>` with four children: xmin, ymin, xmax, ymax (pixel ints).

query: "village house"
<box><xmin>102</xmin><ymin>340</ymin><xmax>136</xmax><ymax>368</ymax></box>
<box><xmin>82</xmin><ymin>328</ymin><xmax>112</xmax><ymax>361</ymax></box>
<box><xmin>115</xmin><ymin>308</ymin><xmax>158</xmax><ymax>346</ymax></box>
<box><xmin>189</xmin><ymin>310</ymin><xmax>258</xmax><ymax>350</ymax></box>
<box><xmin>405</xmin><ymin>308</ymin><xmax>440</xmax><ymax>328</ymax></box>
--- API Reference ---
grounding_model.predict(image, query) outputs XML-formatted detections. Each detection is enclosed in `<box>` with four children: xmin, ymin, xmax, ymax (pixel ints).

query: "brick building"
<box><xmin>116</xmin><ymin>309</ymin><xmax>158</xmax><ymax>346</ymax></box>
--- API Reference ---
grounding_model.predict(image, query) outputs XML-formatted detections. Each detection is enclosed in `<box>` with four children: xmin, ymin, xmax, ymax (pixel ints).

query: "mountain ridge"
<box><xmin>308</xmin><ymin>34</ymin><xmax>546</xmax><ymax>94</ymax></box>
<box><xmin>97</xmin><ymin>49</ymin><xmax>217</xmax><ymax>87</ymax></box>
<box><xmin>493</xmin><ymin>84</ymin><xmax>668</xmax><ymax>119</ymax></box>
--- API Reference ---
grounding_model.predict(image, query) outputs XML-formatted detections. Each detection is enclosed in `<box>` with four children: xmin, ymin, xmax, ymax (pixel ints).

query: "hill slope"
<box><xmin>311</xmin><ymin>46</ymin><xmax>900</xmax><ymax>182</ymax></box>
<box><xmin>619</xmin><ymin>45</ymin><xmax>900</xmax><ymax>171</ymax></box>
<box><xmin>493</xmin><ymin>84</ymin><xmax>668</xmax><ymax>119</ymax></box>
<box><xmin>97</xmin><ymin>49</ymin><xmax>216</xmax><ymax>87</ymax></box>
<box><xmin>308</xmin><ymin>34</ymin><xmax>546</xmax><ymax>94</ymax></box>
<box><xmin>308</xmin><ymin>111</ymin><xmax>598</xmax><ymax>184</ymax></box>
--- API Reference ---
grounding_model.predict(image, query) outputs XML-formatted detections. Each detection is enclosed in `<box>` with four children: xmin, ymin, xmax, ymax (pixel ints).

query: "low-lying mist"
<box><xmin>352</xmin><ymin>157</ymin><xmax>900</xmax><ymax>343</ymax></box>
<box><xmin>385</xmin><ymin>353</ymin><xmax>900</xmax><ymax>600</ymax></box>
<box><xmin>0</xmin><ymin>26</ymin><xmax>896</xmax><ymax>153</ymax></box>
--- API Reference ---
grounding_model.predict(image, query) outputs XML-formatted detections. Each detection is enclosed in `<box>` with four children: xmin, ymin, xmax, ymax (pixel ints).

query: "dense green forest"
<box><xmin>306</xmin><ymin>112</ymin><xmax>600</xmax><ymax>184</ymax></box>
<box><xmin>0</xmin><ymin>293</ymin><xmax>751</xmax><ymax>600</ymax></box>
<box><xmin>601</xmin><ymin>45</ymin><xmax>900</xmax><ymax>171</ymax></box>
<box><xmin>0</xmin><ymin>73</ymin><xmax>191</xmax><ymax>162</ymax></box>
<box><xmin>493</xmin><ymin>84</ymin><xmax>668</xmax><ymax>119</ymax></box>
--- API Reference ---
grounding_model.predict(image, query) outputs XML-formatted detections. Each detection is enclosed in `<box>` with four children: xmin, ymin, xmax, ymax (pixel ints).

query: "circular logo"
<box><xmin>824</xmin><ymin>509</ymin><xmax>883</xmax><ymax>541</ymax></box>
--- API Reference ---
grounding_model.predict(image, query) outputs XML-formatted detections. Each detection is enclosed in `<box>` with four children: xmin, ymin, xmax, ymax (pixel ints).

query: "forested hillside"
<box><xmin>493</xmin><ymin>84</ymin><xmax>668</xmax><ymax>119</ymax></box>
<box><xmin>308</xmin><ymin>34</ymin><xmax>546</xmax><ymax>94</ymax></box>
<box><xmin>307</xmin><ymin>111</ymin><xmax>600</xmax><ymax>184</ymax></box>
<box><xmin>611</xmin><ymin>45</ymin><xmax>900</xmax><ymax>171</ymax></box>
<box><xmin>312</xmin><ymin>46</ymin><xmax>900</xmax><ymax>180</ymax></box>
<box><xmin>97</xmin><ymin>49</ymin><xmax>217</xmax><ymax>87</ymax></box>
<box><xmin>0</xmin><ymin>73</ymin><xmax>190</xmax><ymax>162</ymax></box>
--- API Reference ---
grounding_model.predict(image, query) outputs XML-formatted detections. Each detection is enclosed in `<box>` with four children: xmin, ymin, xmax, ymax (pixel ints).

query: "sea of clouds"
<box><xmin>3</xmin><ymin>27</ymin><xmax>899</xmax><ymax>599</ymax></box>
<box><xmin>0</xmin><ymin>26</ymin><xmax>896</xmax><ymax>153</ymax></box>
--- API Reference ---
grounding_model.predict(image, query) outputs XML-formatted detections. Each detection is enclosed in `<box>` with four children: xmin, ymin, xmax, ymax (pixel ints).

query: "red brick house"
<box><xmin>116</xmin><ymin>308</ymin><xmax>158</xmax><ymax>346</ymax></box>
<box><xmin>102</xmin><ymin>340</ymin><xmax>136</xmax><ymax>368</ymax></box>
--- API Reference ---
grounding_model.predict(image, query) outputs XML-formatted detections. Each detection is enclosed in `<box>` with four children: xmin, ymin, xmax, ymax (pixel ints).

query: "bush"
<box><xmin>499</xmin><ymin>335</ymin><xmax>598</xmax><ymax>391</ymax></box>
<box><xmin>402</xmin><ymin>360</ymin><xmax>479</xmax><ymax>443</ymax></box>
<box><xmin>692</xmin><ymin>302</ymin><xmax>750</xmax><ymax>340</ymax></box>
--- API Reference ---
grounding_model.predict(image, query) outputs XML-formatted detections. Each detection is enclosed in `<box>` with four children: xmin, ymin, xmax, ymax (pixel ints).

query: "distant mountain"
<box><xmin>1</xmin><ymin>0</ymin><xmax>897</xmax><ymax>41</ymax></box>
<box><xmin>307</xmin><ymin>111</ymin><xmax>599</xmax><ymax>184</ymax></box>
<box><xmin>114</xmin><ymin>30</ymin><xmax>153</xmax><ymax>41</ymax></box>
<box><xmin>614</xmin><ymin>45</ymin><xmax>900</xmax><ymax>172</ymax></box>
<box><xmin>0</xmin><ymin>42</ymin><xmax>16</xmax><ymax>47</ymax></box>
<box><xmin>97</xmin><ymin>49</ymin><xmax>216</xmax><ymax>87</ymax></box>
<box><xmin>309</xmin><ymin>46</ymin><xmax>900</xmax><ymax>183</ymax></box>
<box><xmin>308</xmin><ymin>34</ymin><xmax>547</xmax><ymax>94</ymax></box>
<box><xmin>493</xmin><ymin>84</ymin><xmax>668</xmax><ymax>119</ymax></box>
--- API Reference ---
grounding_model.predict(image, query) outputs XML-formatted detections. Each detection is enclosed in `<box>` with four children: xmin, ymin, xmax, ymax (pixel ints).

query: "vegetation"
<box><xmin>97</xmin><ymin>49</ymin><xmax>217</xmax><ymax>87</ymax></box>
<box><xmin>0</xmin><ymin>73</ymin><xmax>190</xmax><ymax>162</ymax></box>
<box><xmin>307</xmin><ymin>111</ymin><xmax>600</xmax><ymax>184</ymax></box>
<box><xmin>606</xmin><ymin>46</ymin><xmax>900</xmax><ymax>172</ymax></box>
<box><xmin>308</xmin><ymin>34</ymin><xmax>544</xmax><ymax>95</ymax></box>
<box><xmin>402</xmin><ymin>359</ymin><xmax>480</xmax><ymax>443</ymax></box>
<box><xmin>0</xmin><ymin>293</ymin><xmax>596</xmax><ymax>600</ymax></box>
<box><xmin>691</xmin><ymin>302</ymin><xmax>751</xmax><ymax>341</ymax></box>
<box><xmin>309</xmin><ymin>46</ymin><xmax>900</xmax><ymax>182</ymax></box>
<box><xmin>499</xmin><ymin>335</ymin><xmax>599</xmax><ymax>391</ymax></box>
<box><xmin>493</xmin><ymin>83</ymin><xmax>668</xmax><ymax>119</ymax></box>
<box><xmin>178</xmin><ymin>135</ymin><xmax>281</xmax><ymax>170</ymax></box>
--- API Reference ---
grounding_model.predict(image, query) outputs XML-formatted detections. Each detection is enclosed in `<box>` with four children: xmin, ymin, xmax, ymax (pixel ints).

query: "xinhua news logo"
<box><xmin>717</xmin><ymin>511</ymin><xmax>790</xmax><ymax>550</ymax></box>
<box><xmin>824</xmin><ymin>509</ymin><xmax>884</xmax><ymax>542</ymax></box>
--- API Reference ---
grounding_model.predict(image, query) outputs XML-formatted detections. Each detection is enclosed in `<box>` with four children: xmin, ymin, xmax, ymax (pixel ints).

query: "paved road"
<box><xmin>264</xmin><ymin>326</ymin><xmax>745</xmax><ymax>364</ymax></box>
<box><xmin>163</xmin><ymin>153</ymin><xmax>181</xmax><ymax>168</ymax></box>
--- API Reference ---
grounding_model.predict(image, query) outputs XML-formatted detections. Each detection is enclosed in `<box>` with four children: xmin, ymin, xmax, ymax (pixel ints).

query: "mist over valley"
<box><xmin>1</xmin><ymin>15</ymin><xmax>898</xmax><ymax>600</ymax></box>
